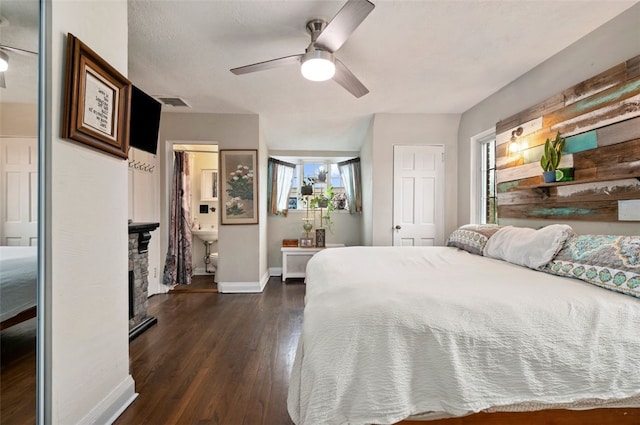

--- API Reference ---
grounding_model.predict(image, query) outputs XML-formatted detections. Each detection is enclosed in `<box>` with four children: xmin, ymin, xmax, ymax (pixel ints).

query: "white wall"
<box><xmin>0</xmin><ymin>103</ymin><xmax>37</xmax><ymax>137</ymax></box>
<box><xmin>369</xmin><ymin>113</ymin><xmax>461</xmax><ymax>246</ymax></box>
<box><xmin>158</xmin><ymin>113</ymin><xmax>266</xmax><ymax>291</ymax></box>
<box><xmin>457</xmin><ymin>4</ymin><xmax>640</xmax><ymax>235</ymax></box>
<box><xmin>360</xmin><ymin>119</ymin><xmax>374</xmax><ymax>245</ymax></box>
<box><xmin>44</xmin><ymin>1</ymin><xmax>135</xmax><ymax>423</ymax></box>
<box><xmin>259</xmin><ymin>129</ymin><xmax>269</xmax><ymax>280</ymax></box>
<box><xmin>128</xmin><ymin>147</ymin><xmax>161</xmax><ymax>292</ymax></box>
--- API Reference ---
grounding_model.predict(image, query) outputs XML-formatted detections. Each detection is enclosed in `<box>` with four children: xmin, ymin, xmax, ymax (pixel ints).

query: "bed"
<box><xmin>287</xmin><ymin>227</ymin><xmax>640</xmax><ymax>425</ymax></box>
<box><xmin>0</xmin><ymin>246</ymin><xmax>37</xmax><ymax>330</ymax></box>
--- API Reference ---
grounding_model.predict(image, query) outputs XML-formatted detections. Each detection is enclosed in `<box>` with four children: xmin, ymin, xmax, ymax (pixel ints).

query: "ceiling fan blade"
<box><xmin>0</xmin><ymin>44</ymin><xmax>38</xmax><ymax>57</ymax></box>
<box><xmin>315</xmin><ymin>0</ymin><xmax>375</xmax><ymax>53</ymax></box>
<box><xmin>230</xmin><ymin>54</ymin><xmax>302</xmax><ymax>75</ymax></box>
<box><xmin>0</xmin><ymin>73</ymin><xmax>5</xmax><ymax>89</ymax></box>
<box><xmin>333</xmin><ymin>58</ymin><xmax>368</xmax><ymax>98</ymax></box>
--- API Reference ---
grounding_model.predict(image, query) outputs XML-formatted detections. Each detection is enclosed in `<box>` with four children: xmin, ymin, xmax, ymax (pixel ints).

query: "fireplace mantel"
<box><xmin>128</xmin><ymin>222</ymin><xmax>159</xmax><ymax>341</ymax></box>
<box><xmin>128</xmin><ymin>222</ymin><xmax>160</xmax><ymax>253</ymax></box>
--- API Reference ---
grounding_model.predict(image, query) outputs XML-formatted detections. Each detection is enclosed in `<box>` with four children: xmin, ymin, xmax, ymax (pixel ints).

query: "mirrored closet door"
<box><xmin>0</xmin><ymin>0</ymin><xmax>40</xmax><ymax>423</ymax></box>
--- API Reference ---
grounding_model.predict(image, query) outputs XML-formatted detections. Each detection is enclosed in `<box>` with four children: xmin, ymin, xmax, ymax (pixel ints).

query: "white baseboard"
<box><xmin>193</xmin><ymin>267</ymin><xmax>216</xmax><ymax>276</ymax></box>
<box><xmin>77</xmin><ymin>374</ymin><xmax>137</xmax><ymax>425</ymax></box>
<box><xmin>217</xmin><ymin>270</ymin><xmax>270</xmax><ymax>293</ymax></box>
<box><xmin>269</xmin><ymin>267</ymin><xmax>282</xmax><ymax>276</ymax></box>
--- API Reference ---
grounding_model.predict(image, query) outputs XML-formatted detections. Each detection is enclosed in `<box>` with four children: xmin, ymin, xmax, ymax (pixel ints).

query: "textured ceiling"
<box><xmin>0</xmin><ymin>1</ymin><xmax>636</xmax><ymax>152</ymax></box>
<box><xmin>128</xmin><ymin>0</ymin><xmax>637</xmax><ymax>151</ymax></box>
<box><xmin>0</xmin><ymin>0</ymin><xmax>39</xmax><ymax>105</ymax></box>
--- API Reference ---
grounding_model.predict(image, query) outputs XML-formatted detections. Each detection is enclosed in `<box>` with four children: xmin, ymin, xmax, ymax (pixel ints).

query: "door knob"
<box><xmin>395</xmin><ymin>225</ymin><xmax>402</xmax><ymax>230</ymax></box>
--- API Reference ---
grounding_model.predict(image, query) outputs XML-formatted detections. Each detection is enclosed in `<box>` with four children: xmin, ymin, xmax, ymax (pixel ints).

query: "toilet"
<box><xmin>210</xmin><ymin>252</ymin><xmax>218</xmax><ymax>282</ymax></box>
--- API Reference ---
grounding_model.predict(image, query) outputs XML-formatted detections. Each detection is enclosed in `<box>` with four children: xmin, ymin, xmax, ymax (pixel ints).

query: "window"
<box><xmin>286</xmin><ymin>160</ymin><xmax>349</xmax><ymax>211</ymax></box>
<box><xmin>480</xmin><ymin>138</ymin><xmax>497</xmax><ymax>224</ymax></box>
<box><xmin>471</xmin><ymin>129</ymin><xmax>497</xmax><ymax>224</ymax></box>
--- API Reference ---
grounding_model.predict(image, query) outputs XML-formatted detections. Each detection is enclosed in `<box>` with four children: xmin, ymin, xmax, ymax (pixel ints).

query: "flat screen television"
<box><xmin>129</xmin><ymin>85</ymin><xmax>162</xmax><ymax>155</ymax></box>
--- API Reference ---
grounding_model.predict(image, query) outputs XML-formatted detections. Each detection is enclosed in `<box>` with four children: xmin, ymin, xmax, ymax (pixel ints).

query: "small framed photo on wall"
<box><xmin>288</xmin><ymin>197</ymin><xmax>298</xmax><ymax>210</ymax></box>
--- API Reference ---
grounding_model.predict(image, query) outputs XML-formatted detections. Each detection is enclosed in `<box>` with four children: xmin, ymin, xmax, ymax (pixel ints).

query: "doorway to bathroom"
<box><xmin>165</xmin><ymin>142</ymin><xmax>219</xmax><ymax>290</ymax></box>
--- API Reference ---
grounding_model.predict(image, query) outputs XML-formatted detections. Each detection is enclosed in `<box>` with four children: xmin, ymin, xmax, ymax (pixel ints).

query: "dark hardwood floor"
<box><xmin>3</xmin><ymin>276</ymin><xmax>639</xmax><ymax>425</ymax></box>
<box><xmin>0</xmin><ymin>316</ymin><xmax>37</xmax><ymax>425</ymax></box>
<box><xmin>115</xmin><ymin>276</ymin><xmax>304</xmax><ymax>425</ymax></box>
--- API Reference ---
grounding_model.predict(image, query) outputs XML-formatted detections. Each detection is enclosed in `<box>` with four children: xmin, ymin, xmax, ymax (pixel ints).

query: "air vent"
<box><xmin>156</xmin><ymin>96</ymin><xmax>191</xmax><ymax>108</ymax></box>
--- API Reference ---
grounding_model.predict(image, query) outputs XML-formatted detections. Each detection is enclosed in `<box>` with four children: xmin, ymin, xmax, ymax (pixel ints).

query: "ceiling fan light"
<box><xmin>301</xmin><ymin>50</ymin><xmax>335</xmax><ymax>82</ymax></box>
<box><xmin>0</xmin><ymin>51</ymin><xmax>8</xmax><ymax>73</ymax></box>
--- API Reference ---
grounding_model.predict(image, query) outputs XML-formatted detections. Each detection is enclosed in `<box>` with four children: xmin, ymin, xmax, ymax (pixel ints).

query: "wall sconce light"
<box><xmin>508</xmin><ymin>127</ymin><xmax>524</xmax><ymax>154</ymax></box>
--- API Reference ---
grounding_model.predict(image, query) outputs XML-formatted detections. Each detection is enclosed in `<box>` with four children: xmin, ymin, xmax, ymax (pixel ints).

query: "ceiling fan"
<box><xmin>230</xmin><ymin>0</ymin><xmax>375</xmax><ymax>98</ymax></box>
<box><xmin>0</xmin><ymin>44</ymin><xmax>38</xmax><ymax>89</ymax></box>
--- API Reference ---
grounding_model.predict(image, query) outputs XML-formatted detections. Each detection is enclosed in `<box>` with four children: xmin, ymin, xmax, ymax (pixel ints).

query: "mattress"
<box><xmin>0</xmin><ymin>246</ymin><xmax>37</xmax><ymax>323</ymax></box>
<box><xmin>287</xmin><ymin>246</ymin><xmax>640</xmax><ymax>425</ymax></box>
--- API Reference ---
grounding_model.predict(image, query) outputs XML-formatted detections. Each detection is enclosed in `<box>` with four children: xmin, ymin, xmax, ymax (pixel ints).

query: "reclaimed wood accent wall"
<box><xmin>495</xmin><ymin>55</ymin><xmax>640</xmax><ymax>222</ymax></box>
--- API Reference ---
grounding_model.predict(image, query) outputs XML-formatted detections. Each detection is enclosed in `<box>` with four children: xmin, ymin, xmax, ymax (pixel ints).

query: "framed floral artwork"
<box><xmin>220</xmin><ymin>149</ymin><xmax>258</xmax><ymax>225</ymax></box>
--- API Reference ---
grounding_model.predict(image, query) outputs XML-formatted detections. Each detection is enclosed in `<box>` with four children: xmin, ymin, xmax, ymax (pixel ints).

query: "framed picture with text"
<box><xmin>62</xmin><ymin>33</ymin><xmax>131</xmax><ymax>159</ymax></box>
<box><xmin>220</xmin><ymin>149</ymin><xmax>258</xmax><ymax>225</ymax></box>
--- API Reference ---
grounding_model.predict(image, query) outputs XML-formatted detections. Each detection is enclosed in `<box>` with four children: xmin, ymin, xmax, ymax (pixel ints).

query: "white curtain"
<box><xmin>267</xmin><ymin>158</ymin><xmax>296</xmax><ymax>214</ymax></box>
<box><xmin>338</xmin><ymin>158</ymin><xmax>362</xmax><ymax>213</ymax></box>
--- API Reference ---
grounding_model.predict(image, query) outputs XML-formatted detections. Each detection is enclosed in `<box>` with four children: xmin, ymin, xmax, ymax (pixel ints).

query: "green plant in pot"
<box><xmin>317</xmin><ymin>167</ymin><xmax>327</xmax><ymax>183</ymax></box>
<box><xmin>310</xmin><ymin>185</ymin><xmax>335</xmax><ymax>232</ymax></box>
<box><xmin>301</xmin><ymin>177</ymin><xmax>315</xmax><ymax>196</ymax></box>
<box><xmin>540</xmin><ymin>132</ymin><xmax>565</xmax><ymax>183</ymax></box>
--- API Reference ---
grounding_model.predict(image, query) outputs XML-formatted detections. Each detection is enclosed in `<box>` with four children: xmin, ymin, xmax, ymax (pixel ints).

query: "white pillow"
<box><xmin>482</xmin><ymin>224</ymin><xmax>573</xmax><ymax>270</ymax></box>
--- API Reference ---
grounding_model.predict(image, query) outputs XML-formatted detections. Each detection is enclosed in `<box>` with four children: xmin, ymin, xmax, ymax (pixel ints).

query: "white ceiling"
<box><xmin>0</xmin><ymin>0</ymin><xmax>39</xmax><ymax>105</ymax></box>
<box><xmin>0</xmin><ymin>1</ymin><xmax>637</xmax><ymax>152</ymax></box>
<box><xmin>128</xmin><ymin>0</ymin><xmax>637</xmax><ymax>151</ymax></box>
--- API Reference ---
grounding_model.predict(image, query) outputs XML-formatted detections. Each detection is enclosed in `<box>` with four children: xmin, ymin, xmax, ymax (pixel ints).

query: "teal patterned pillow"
<box><xmin>446</xmin><ymin>224</ymin><xmax>503</xmax><ymax>256</ymax></box>
<box><xmin>543</xmin><ymin>234</ymin><xmax>640</xmax><ymax>298</ymax></box>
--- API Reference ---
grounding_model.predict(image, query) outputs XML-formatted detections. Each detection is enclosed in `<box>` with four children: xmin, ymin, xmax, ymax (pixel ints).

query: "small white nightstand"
<box><xmin>281</xmin><ymin>244</ymin><xmax>344</xmax><ymax>282</ymax></box>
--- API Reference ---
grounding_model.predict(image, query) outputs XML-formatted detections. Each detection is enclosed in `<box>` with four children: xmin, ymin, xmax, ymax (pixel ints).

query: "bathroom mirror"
<box><xmin>0</xmin><ymin>0</ymin><xmax>40</xmax><ymax>423</ymax></box>
<box><xmin>201</xmin><ymin>169</ymin><xmax>218</xmax><ymax>201</ymax></box>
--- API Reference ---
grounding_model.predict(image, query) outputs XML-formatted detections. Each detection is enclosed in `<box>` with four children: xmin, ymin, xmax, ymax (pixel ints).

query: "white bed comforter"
<box><xmin>0</xmin><ymin>246</ymin><xmax>37</xmax><ymax>323</ymax></box>
<box><xmin>287</xmin><ymin>247</ymin><xmax>640</xmax><ymax>425</ymax></box>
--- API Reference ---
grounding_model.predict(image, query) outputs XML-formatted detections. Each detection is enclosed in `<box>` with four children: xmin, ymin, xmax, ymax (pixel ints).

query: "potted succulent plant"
<box><xmin>317</xmin><ymin>167</ymin><xmax>328</xmax><ymax>183</ymax></box>
<box><xmin>540</xmin><ymin>132</ymin><xmax>565</xmax><ymax>183</ymax></box>
<box><xmin>301</xmin><ymin>177</ymin><xmax>315</xmax><ymax>196</ymax></box>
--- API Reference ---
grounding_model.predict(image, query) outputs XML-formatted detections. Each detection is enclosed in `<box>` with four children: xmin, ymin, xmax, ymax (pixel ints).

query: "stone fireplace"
<box><xmin>128</xmin><ymin>222</ymin><xmax>159</xmax><ymax>341</ymax></box>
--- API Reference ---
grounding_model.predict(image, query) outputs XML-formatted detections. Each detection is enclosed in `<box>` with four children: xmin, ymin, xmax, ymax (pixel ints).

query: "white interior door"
<box><xmin>393</xmin><ymin>145</ymin><xmax>444</xmax><ymax>246</ymax></box>
<box><xmin>0</xmin><ymin>138</ymin><xmax>38</xmax><ymax>246</ymax></box>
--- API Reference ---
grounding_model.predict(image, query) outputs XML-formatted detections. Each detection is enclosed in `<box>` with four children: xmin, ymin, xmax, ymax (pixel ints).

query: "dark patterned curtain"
<box><xmin>162</xmin><ymin>151</ymin><xmax>193</xmax><ymax>286</ymax></box>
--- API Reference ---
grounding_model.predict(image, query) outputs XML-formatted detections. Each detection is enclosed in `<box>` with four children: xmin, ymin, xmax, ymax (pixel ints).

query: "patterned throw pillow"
<box><xmin>446</xmin><ymin>224</ymin><xmax>503</xmax><ymax>256</ymax></box>
<box><xmin>543</xmin><ymin>234</ymin><xmax>640</xmax><ymax>298</ymax></box>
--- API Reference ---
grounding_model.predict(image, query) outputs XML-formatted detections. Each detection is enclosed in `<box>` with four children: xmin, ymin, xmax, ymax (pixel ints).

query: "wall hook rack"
<box><xmin>128</xmin><ymin>160</ymin><xmax>155</xmax><ymax>173</ymax></box>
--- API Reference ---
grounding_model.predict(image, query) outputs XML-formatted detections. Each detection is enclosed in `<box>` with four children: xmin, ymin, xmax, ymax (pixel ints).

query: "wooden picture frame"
<box><xmin>62</xmin><ymin>33</ymin><xmax>131</xmax><ymax>159</ymax></box>
<box><xmin>200</xmin><ymin>169</ymin><xmax>218</xmax><ymax>201</ymax></box>
<box><xmin>300</xmin><ymin>237</ymin><xmax>314</xmax><ymax>247</ymax></box>
<box><xmin>220</xmin><ymin>149</ymin><xmax>258</xmax><ymax>225</ymax></box>
<box><xmin>315</xmin><ymin>228</ymin><xmax>326</xmax><ymax>248</ymax></box>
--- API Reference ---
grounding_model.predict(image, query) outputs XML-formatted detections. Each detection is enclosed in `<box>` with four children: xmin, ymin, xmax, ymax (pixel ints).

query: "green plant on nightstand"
<box><xmin>540</xmin><ymin>132</ymin><xmax>565</xmax><ymax>183</ymax></box>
